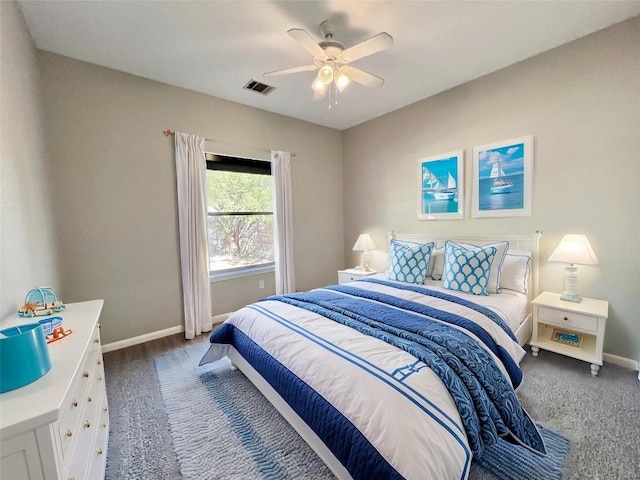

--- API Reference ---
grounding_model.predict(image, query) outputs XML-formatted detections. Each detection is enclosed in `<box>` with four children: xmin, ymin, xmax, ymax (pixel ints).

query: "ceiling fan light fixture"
<box><xmin>334</xmin><ymin>69</ymin><xmax>351</xmax><ymax>92</ymax></box>
<box><xmin>318</xmin><ymin>61</ymin><xmax>335</xmax><ymax>85</ymax></box>
<box><xmin>312</xmin><ymin>77</ymin><xmax>327</xmax><ymax>94</ymax></box>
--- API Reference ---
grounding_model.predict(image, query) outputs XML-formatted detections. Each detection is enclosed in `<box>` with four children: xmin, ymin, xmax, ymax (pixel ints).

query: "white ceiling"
<box><xmin>18</xmin><ymin>1</ymin><xmax>640</xmax><ymax>131</ymax></box>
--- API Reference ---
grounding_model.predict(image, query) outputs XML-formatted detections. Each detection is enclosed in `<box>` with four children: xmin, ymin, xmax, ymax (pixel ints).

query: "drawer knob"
<box><xmin>72</xmin><ymin>399</ymin><xmax>78</xmax><ymax>407</ymax></box>
<box><xmin>84</xmin><ymin>421</ymin><xmax>91</xmax><ymax>428</ymax></box>
<box><xmin>65</xmin><ymin>430</ymin><xmax>73</xmax><ymax>437</ymax></box>
<box><xmin>87</xmin><ymin>396</ymin><xmax>92</xmax><ymax>402</ymax></box>
<box><xmin>97</xmin><ymin>360</ymin><xmax>102</xmax><ymax>365</ymax></box>
<box><xmin>82</xmin><ymin>371</ymin><xmax>89</xmax><ymax>378</ymax></box>
<box><xmin>563</xmin><ymin>316</ymin><xmax>568</xmax><ymax>321</ymax></box>
<box><xmin>97</xmin><ymin>448</ymin><xmax>103</xmax><ymax>455</ymax></box>
<box><xmin>98</xmin><ymin>375</ymin><xmax>103</xmax><ymax>381</ymax></box>
<box><xmin>69</xmin><ymin>477</ymin><xmax>76</xmax><ymax>480</ymax></box>
<box><xmin>103</xmin><ymin>407</ymin><xmax>108</xmax><ymax>413</ymax></box>
<box><xmin>102</xmin><ymin>423</ymin><xmax>107</xmax><ymax>428</ymax></box>
<box><xmin>94</xmin><ymin>338</ymin><xmax>100</xmax><ymax>344</ymax></box>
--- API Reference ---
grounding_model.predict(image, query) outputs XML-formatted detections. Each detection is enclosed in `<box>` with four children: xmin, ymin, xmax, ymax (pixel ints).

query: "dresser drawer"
<box><xmin>537</xmin><ymin>306</ymin><xmax>598</xmax><ymax>333</ymax></box>
<box><xmin>56</xmin><ymin>348</ymin><xmax>98</xmax><ymax>461</ymax></box>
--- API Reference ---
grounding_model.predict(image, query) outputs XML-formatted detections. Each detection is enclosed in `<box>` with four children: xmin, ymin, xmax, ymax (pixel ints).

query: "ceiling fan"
<box><xmin>264</xmin><ymin>21</ymin><xmax>393</xmax><ymax>101</ymax></box>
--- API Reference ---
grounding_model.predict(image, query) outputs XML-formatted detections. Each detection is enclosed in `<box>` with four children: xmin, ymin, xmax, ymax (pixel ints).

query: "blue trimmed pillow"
<box><xmin>387</xmin><ymin>240</ymin><xmax>434</xmax><ymax>284</ymax></box>
<box><xmin>442</xmin><ymin>241</ymin><xmax>496</xmax><ymax>296</ymax></box>
<box><xmin>456</xmin><ymin>241</ymin><xmax>508</xmax><ymax>293</ymax></box>
<box><xmin>429</xmin><ymin>246</ymin><xmax>445</xmax><ymax>280</ymax></box>
<box><xmin>500</xmin><ymin>252</ymin><xmax>531</xmax><ymax>294</ymax></box>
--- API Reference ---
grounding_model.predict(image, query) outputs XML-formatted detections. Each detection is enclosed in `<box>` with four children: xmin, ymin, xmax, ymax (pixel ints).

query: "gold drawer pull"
<box><xmin>72</xmin><ymin>399</ymin><xmax>78</xmax><ymax>407</ymax></box>
<box><xmin>563</xmin><ymin>316</ymin><xmax>568</xmax><ymax>321</ymax></box>
<box><xmin>97</xmin><ymin>448</ymin><xmax>103</xmax><ymax>455</ymax></box>
<box><xmin>65</xmin><ymin>430</ymin><xmax>73</xmax><ymax>437</ymax></box>
<box><xmin>82</xmin><ymin>371</ymin><xmax>89</xmax><ymax>378</ymax></box>
<box><xmin>84</xmin><ymin>421</ymin><xmax>91</xmax><ymax>428</ymax></box>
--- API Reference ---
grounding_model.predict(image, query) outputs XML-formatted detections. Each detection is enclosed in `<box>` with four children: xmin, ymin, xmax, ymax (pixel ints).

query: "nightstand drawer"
<box><xmin>537</xmin><ymin>306</ymin><xmax>598</xmax><ymax>333</ymax></box>
<box><xmin>338</xmin><ymin>272</ymin><xmax>361</xmax><ymax>283</ymax></box>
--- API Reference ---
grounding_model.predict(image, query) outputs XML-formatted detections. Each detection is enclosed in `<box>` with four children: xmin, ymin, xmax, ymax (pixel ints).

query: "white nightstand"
<box><xmin>338</xmin><ymin>268</ymin><xmax>378</xmax><ymax>284</ymax></box>
<box><xmin>531</xmin><ymin>291</ymin><xmax>608</xmax><ymax>376</ymax></box>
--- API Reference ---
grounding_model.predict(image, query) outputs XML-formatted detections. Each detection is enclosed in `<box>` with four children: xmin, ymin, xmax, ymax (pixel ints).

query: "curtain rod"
<box><xmin>163</xmin><ymin>130</ymin><xmax>296</xmax><ymax>157</ymax></box>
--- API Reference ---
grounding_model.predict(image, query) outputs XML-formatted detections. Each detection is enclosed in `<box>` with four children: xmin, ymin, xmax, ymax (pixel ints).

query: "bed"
<box><xmin>201</xmin><ymin>232</ymin><xmax>543</xmax><ymax>480</ymax></box>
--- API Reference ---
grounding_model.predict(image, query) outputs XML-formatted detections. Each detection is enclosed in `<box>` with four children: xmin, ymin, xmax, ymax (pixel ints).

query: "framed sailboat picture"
<box><xmin>417</xmin><ymin>150</ymin><xmax>464</xmax><ymax>220</ymax></box>
<box><xmin>471</xmin><ymin>136</ymin><xmax>533</xmax><ymax>218</ymax></box>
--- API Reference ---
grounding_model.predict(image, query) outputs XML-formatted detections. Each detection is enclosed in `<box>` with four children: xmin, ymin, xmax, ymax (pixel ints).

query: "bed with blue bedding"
<box><xmin>201</xmin><ymin>233</ymin><xmax>543</xmax><ymax>479</ymax></box>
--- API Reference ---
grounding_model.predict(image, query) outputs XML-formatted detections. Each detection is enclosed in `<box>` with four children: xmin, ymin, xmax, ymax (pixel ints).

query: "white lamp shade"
<box><xmin>334</xmin><ymin>70</ymin><xmax>351</xmax><ymax>92</ymax></box>
<box><xmin>352</xmin><ymin>234</ymin><xmax>376</xmax><ymax>252</ymax></box>
<box><xmin>311</xmin><ymin>77</ymin><xmax>327</xmax><ymax>94</ymax></box>
<box><xmin>548</xmin><ymin>234</ymin><xmax>599</xmax><ymax>266</ymax></box>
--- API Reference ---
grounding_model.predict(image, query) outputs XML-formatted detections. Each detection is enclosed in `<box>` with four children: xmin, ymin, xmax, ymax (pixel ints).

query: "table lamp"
<box><xmin>548</xmin><ymin>234</ymin><xmax>599</xmax><ymax>303</ymax></box>
<box><xmin>352</xmin><ymin>234</ymin><xmax>377</xmax><ymax>272</ymax></box>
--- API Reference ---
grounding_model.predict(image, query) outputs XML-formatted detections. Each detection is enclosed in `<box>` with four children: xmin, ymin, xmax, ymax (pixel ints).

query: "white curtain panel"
<box><xmin>175</xmin><ymin>132</ymin><xmax>212</xmax><ymax>339</ymax></box>
<box><xmin>272</xmin><ymin>151</ymin><xmax>295</xmax><ymax>294</ymax></box>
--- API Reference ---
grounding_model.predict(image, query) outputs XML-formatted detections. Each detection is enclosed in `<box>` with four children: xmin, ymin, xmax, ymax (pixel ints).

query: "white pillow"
<box><xmin>500</xmin><ymin>252</ymin><xmax>531</xmax><ymax>294</ymax></box>
<box><xmin>429</xmin><ymin>246</ymin><xmax>445</xmax><ymax>280</ymax></box>
<box><xmin>456</xmin><ymin>241</ymin><xmax>509</xmax><ymax>294</ymax></box>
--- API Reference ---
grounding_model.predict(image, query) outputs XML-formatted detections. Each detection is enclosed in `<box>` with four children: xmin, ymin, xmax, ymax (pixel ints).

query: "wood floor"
<box><xmin>104</xmin><ymin>330</ymin><xmax>209</xmax><ymax>362</ymax></box>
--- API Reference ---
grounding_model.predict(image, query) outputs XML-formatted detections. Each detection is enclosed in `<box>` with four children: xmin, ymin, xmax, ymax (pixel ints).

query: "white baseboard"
<box><xmin>102</xmin><ymin>325</ymin><xmax>184</xmax><ymax>353</ymax></box>
<box><xmin>212</xmin><ymin>313</ymin><xmax>231</xmax><ymax>325</ymax></box>
<box><xmin>603</xmin><ymin>352</ymin><xmax>639</xmax><ymax>372</ymax></box>
<box><xmin>102</xmin><ymin>313</ymin><xmax>231</xmax><ymax>353</ymax></box>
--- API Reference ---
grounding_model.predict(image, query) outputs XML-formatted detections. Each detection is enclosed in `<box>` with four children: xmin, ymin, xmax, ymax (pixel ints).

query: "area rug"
<box><xmin>154</xmin><ymin>343</ymin><xmax>569</xmax><ymax>480</ymax></box>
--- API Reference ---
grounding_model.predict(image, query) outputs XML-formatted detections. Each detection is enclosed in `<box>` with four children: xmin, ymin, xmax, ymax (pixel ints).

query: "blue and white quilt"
<box><xmin>202</xmin><ymin>278</ymin><xmax>545</xmax><ymax>480</ymax></box>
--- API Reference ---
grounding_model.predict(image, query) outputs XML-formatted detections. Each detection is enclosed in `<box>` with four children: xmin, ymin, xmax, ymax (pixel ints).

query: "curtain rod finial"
<box><xmin>163</xmin><ymin>129</ymin><xmax>174</xmax><ymax>137</ymax></box>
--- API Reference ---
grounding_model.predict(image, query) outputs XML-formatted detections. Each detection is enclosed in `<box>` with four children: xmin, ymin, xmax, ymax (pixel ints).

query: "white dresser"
<box><xmin>0</xmin><ymin>300</ymin><xmax>109</xmax><ymax>480</ymax></box>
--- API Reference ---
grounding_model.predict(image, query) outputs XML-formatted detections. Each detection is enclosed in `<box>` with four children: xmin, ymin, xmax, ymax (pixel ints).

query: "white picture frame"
<box><xmin>471</xmin><ymin>136</ymin><xmax>533</xmax><ymax>218</ymax></box>
<box><xmin>417</xmin><ymin>150</ymin><xmax>464</xmax><ymax>220</ymax></box>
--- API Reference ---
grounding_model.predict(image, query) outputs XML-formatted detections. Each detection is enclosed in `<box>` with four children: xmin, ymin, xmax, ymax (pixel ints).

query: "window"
<box><xmin>206</xmin><ymin>154</ymin><xmax>274</xmax><ymax>277</ymax></box>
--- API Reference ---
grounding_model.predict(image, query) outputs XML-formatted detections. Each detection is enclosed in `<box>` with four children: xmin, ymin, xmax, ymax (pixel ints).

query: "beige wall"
<box><xmin>0</xmin><ymin>0</ymin><xmax>61</xmax><ymax>318</ymax></box>
<box><xmin>343</xmin><ymin>17</ymin><xmax>640</xmax><ymax>361</ymax></box>
<box><xmin>36</xmin><ymin>52</ymin><xmax>343</xmax><ymax>345</ymax></box>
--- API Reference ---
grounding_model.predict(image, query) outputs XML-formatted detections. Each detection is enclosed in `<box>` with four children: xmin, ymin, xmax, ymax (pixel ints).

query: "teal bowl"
<box><xmin>0</xmin><ymin>323</ymin><xmax>52</xmax><ymax>393</ymax></box>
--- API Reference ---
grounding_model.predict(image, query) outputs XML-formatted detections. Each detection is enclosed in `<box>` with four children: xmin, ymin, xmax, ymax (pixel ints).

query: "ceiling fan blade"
<box><xmin>264</xmin><ymin>64</ymin><xmax>318</xmax><ymax>76</ymax></box>
<box><xmin>341</xmin><ymin>32</ymin><xmax>393</xmax><ymax>63</ymax></box>
<box><xmin>341</xmin><ymin>65</ymin><xmax>385</xmax><ymax>88</ymax></box>
<box><xmin>287</xmin><ymin>28</ymin><xmax>327</xmax><ymax>59</ymax></box>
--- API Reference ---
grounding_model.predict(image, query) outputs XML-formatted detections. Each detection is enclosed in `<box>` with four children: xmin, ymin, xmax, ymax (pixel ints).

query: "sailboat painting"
<box><xmin>418</xmin><ymin>150</ymin><xmax>464</xmax><ymax>220</ymax></box>
<box><xmin>472</xmin><ymin>136</ymin><xmax>533</xmax><ymax>218</ymax></box>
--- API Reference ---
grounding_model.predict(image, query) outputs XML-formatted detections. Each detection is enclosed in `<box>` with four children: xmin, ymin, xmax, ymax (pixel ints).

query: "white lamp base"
<box><xmin>361</xmin><ymin>251</ymin><xmax>372</xmax><ymax>272</ymax></box>
<box><xmin>560</xmin><ymin>292</ymin><xmax>582</xmax><ymax>303</ymax></box>
<box><xmin>560</xmin><ymin>265</ymin><xmax>582</xmax><ymax>303</ymax></box>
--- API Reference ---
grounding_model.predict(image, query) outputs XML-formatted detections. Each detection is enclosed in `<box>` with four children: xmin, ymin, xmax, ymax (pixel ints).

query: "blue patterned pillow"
<box><xmin>457</xmin><ymin>241</ymin><xmax>509</xmax><ymax>294</ymax></box>
<box><xmin>387</xmin><ymin>240</ymin><xmax>434</xmax><ymax>284</ymax></box>
<box><xmin>442</xmin><ymin>241</ymin><xmax>497</xmax><ymax>296</ymax></box>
